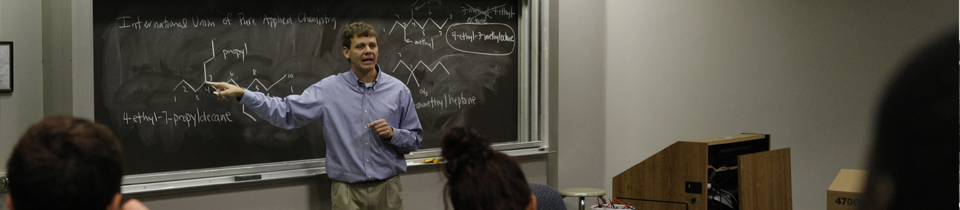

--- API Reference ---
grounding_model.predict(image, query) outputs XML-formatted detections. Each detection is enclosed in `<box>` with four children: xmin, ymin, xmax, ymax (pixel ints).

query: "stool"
<box><xmin>559</xmin><ymin>188</ymin><xmax>606</xmax><ymax>210</ymax></box>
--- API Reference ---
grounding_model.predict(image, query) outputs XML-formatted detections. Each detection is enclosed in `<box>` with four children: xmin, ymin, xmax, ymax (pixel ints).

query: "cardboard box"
<box><xmin>827</xmin><ymin>169</ymin><xmax>867</xmax><ymax>210</ymax></box>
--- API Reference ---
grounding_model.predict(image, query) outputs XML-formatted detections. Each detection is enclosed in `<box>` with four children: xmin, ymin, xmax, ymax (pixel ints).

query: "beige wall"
<box><xmin>0</xmin><ymin>0</ymin><xmax>45</xmax><ymax>173</ymax></box>
<box><xmin>600</xmin><ymin>1</ymin><xmax>952</xmax><ymax>210</ymax></box>
<box><xmin>42</xmin><ymin>0</ymin><xmax>73</xmax><ymax>117</ymax></box>
<box><xmin>0</xmin><ymin>0</ymin><xmax>44</xmax><ymax>208</ymax></box>
<box><xmin>556</xmin><ymin>0</ymin><xmax>606</xmax><ymax>208</ymax></box>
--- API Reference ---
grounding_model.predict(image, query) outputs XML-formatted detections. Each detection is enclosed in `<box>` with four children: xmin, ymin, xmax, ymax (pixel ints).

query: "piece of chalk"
<box><xmin>234</xmin><ymin>174</ymin><xmax>262</xmax><ymax>182</ymax></box>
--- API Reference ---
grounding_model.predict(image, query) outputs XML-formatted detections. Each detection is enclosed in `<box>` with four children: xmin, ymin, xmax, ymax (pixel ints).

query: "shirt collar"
<box><xmin>344</xmin><ymin>64</ymin><xmax>382</xmax><ymax>90</ymax></box>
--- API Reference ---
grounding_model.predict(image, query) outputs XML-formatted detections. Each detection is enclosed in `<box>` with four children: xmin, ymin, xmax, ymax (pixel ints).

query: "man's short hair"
<box><xmin>6</xmin><ymin>116</ymin><xmax>123</xmax><ymax>210</ymax></box>
<box><xmin>341</xmin><ymin>22</ymin><xmax>379</xmax><ymax>48</ymax></box>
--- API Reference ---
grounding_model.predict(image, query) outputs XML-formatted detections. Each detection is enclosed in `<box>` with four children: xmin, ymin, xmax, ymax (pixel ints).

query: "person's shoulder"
<box><xmin>378</xmin><ymin>71</ymin><xmax>403</xmax><ymax>84</ymax></box>
<box><xmin>296</xmin><ymin>74</ymin><xmax>346</xmax><ymax>95</ymax></box>
<box><xmin>315</xmin><ymin>73</ymin><xmax>346</xmax><ymax>87</ymax></box>
<box><xmin>379</xmin><ymin>72</ymin><xmax>411</xmax><ymax>91</ymax></box>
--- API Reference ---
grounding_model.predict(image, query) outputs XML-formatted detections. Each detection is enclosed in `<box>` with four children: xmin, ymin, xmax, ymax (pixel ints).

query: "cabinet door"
<box><xmin>738</xmin><ymin>148</ymin><xmax>792</xmax><ymax>210</ymax></box>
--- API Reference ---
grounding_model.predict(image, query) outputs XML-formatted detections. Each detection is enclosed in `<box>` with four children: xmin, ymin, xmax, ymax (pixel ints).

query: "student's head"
<box><xmin>858</xmin><ymin>29</ymin><xmax>956</xmax><ymax>210</ymax></box>
<box><xmin>440</xmin><ymin>127</ymin><xmax>535</xmax><ymax>210</ymax></box>
<box><xmin>5</xmin><ymin>116</ymin><xmax>124</xmax><ymax>210</ymax></box>
<box><xmin>341</xmin><ymin>22</ymin><xmax>379</xmax><ymax>72</ymax></box>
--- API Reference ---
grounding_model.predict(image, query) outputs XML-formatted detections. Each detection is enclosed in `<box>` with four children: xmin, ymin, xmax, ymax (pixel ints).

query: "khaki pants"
<box><xmin>331</xmin><ymin>176</ymin><xmax>404</xmax><ymax>210</ymax></box>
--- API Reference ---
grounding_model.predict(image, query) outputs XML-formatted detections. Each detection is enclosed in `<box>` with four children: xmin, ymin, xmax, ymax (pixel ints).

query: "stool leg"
<box><xmin>579</xmin><ymin>197</ymin><xmax>585</xmax><ymax>210</ymax></box>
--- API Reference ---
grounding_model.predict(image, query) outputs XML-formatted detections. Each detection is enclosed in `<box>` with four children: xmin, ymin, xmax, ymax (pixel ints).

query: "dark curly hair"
<box><xmin>441</xmin><ymin>127</ymin><xmax>532</xmax><ymax>210</ymax></box>
<box><xmin>6</xmin><ymin>116</ymin><xmax>123</xmax><ymax>210</ymax></box>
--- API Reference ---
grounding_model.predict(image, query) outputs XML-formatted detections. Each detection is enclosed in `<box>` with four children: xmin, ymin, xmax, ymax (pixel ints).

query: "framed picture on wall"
<box><xmin>0</xmin><ymin>42</ymin><xmax>12</xmax><ymax>93</ymax></box>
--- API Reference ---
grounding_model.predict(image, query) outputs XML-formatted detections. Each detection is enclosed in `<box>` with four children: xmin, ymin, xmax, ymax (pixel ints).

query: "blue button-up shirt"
<box><xmin>239</xmin><ymin>67</ymin><xmax>422</xmax><ymax>183</ymax></box>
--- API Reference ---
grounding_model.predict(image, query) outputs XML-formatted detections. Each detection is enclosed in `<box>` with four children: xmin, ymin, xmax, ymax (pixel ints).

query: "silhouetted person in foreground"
<box><xmin>859</xmin><ymin>29</ymin><xmax>956</xmax><ymax>210</ymax></box>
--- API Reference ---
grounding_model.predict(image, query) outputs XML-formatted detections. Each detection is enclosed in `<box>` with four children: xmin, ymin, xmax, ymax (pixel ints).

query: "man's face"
<box><xmin>343</xmin><ymin>35</ymin><xmax>379</xmax><ymax>72</ymax></box>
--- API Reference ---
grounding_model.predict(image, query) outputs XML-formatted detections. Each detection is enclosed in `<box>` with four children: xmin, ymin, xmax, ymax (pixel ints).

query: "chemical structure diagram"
<box><xmin>386</xmin><ymin>1</ymin><xmax>454</xmax><ymax>87</ymax></box>
<box><xmin>172</xmin><ymin>39</ymin><xmax>294</xmax><ymax>121</ymax></box>
<box><xmin>392</xmin><ymin>59</ymin><xmax>449</xmax><ymax>87</ymax></box>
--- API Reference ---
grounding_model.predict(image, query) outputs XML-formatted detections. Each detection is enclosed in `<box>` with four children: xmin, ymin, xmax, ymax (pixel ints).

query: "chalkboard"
<box><xmin>93</xmin><ymin>0</ymin><xmax>521</xmax><ymax>175</ymax></box>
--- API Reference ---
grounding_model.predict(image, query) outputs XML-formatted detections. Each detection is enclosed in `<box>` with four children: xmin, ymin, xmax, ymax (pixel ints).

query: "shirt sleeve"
<box><xmin>238</xmin><ymin>84</ymin><xmax>324</xmax><ymax>130</ymax></box>
<box><xmin>383</xmin><ymin>89</ymin><xmax>422</xmax><ymax>154</ymax></box>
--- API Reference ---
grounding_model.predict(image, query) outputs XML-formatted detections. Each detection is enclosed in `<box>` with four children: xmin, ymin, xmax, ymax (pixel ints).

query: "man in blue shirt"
<box><xmin>206</xmin><ymin>22</ymin><xmax>422</xmax><ymax>210</ymax></box>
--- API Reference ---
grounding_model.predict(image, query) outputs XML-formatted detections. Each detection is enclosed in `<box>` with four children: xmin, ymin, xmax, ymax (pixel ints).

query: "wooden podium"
<box><xmin>612</xmin><ymin>134</ymin><xmax>791</xmax><ymax>210</ymax></box>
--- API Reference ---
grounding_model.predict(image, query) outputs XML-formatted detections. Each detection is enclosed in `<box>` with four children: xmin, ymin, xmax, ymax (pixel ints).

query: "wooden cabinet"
<box><xmin>612</xmin><ymin>134</ymin><xmax>791</xmax><ymax>210</ymax></box>
<box><xmin>617</xmin><ymin>198</ymin><xmax>688</xmax><ymax>210</ymax></box>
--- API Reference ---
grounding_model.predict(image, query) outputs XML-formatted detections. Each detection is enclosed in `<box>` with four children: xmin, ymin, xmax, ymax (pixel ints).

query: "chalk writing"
<box><xmin>240</xmin><ymin>105</ymin><xmax>257</xmax><ymax>121</ymax></box>
<box><xmin>414</xmin><ymin>92</ymin><xmax>477</xmax><ymax>109</ymax></box>
<box><xmin>461</xmin><ymin>4</ymin><xmax>515</xmax><ymax>22</ymax></box>
<box><xmin>192</xmin><ymin>17</ymin><xmax>217</xmax><ymax>27</ymax></box>
<box><xmin>298</xmin><ymin>13</ymin><xmax>337</xmax><ymax>28</ymax></box>
<box><xmin>466</xmin><ymin>16</ymin><xmax>488</xmax><ymax>24</ymax></box>
<box><xmin>238</xmin><ymin>13</ymin><xmax>257</xmax><ymax>26</ymax></box>
<box><xmin>446</xmin><ymin>92</ymin><xmax>477</xmax><ymax>108</ymax></box>
<box><xmin>413</xmin><ymin>38</ymin><xmax>435</xmax><ymax>49</ymax></box>
<box><xmin>389</xmin><ymin>16</ymin><xmax>450</xmax><ymax>42</ymax></box>
<box><xmin>445</xmin><ymin>23</ymin><xmax>516</xmax><ymax>56</ymax></box>
<box><xmin>392</xmin><ymin>60</ymin><xmax>449</xmax><ymax>87</ymax></box>
<box><xmin>262</xmin><ymin>14</ymin><xmax>294</xmax><ymax>28</ymax></box>
<box><xmin>173</xmin><ymin>39</ymin><xmax>217</xmax><ymax>93</ymax></box>
<box><xmin>419</xmin><ymin>89</ymin><xmax>429</xmax><ymax>96</ymax></box>
<box><xmin>111</xmin><ymin>12</ymin><xmax>338</xmax><ymax>30</ymax></box>
<box><xmin>225</xmin><ymin>73</ymin><xmax>293</xmax><ymax>92</ymax></box>
<box><xmin>122</xmin><ymin>108</ymin><xmax>233</xmax><ymax>127</ymax></box>
<box><xmin>450</xmin><ymin>30</ymin><xmax>514</xmax><ymax>43</ymax></box>
<box><xmin>416</xmin><ymin>97</ymin><xmax>445</xmax><ymax>109</ymax></box>
<box><xmin>222</xmin><ymin>43</ymin><xmax>248</xmax><ymax>61</ymax></box>
<box><xmin>116</xmin><ymin>16</ymin><xmax>189</xmax><ymax>29</ymax></box>
<box><xmin>222</xmin><ymin>14</ymin><xmax>233</xmax><ymax>25</ymax></box>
